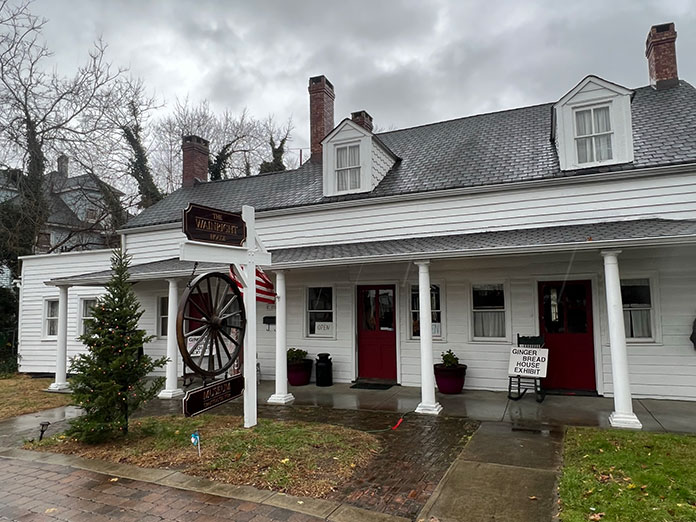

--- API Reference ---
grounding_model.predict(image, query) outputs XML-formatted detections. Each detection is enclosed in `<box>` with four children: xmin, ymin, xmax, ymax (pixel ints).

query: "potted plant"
<box><xmin>434</xmin><ymin>350</ymin><xmax>467</xmax><ymax>394</ymax></box>
<box><xmin>287</xmin><ymin>348</ymin><xmax>313</xmax><ymax>386</ymax></box>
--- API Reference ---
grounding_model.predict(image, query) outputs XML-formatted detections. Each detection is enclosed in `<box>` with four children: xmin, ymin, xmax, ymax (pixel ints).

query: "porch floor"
<box><xmin>258</xmin><ymin>380</ymin><xmax>696</xmax><ymax>433</ymax></box>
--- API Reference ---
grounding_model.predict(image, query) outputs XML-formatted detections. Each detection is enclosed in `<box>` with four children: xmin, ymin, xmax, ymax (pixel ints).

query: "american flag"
<box><xmin>229</xmin><ymin>266</ymin><xmax>276</xmax><ymax>304</ymax></box>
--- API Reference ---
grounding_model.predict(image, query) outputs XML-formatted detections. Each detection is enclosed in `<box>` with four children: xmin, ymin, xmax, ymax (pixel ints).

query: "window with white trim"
<box><xmin>158</xmin><ymin>296</ymin><xmax>168</xmax><ymax>337</ymax></box>
<box><xmin>472</xmin><ymin>283</ymin><xmax>506</xmax><ymax>339</ymax></box>
<box><xmin>307</xmin><ymin>287</ymin><xmax>334</xmax><ymax>337</ymax></box>
<box><xmin>45</xmin><ymin>299</ymin><xmax>58</xmax><ymax>337</ymax></box>
<box><xmin>80</xmin><ymin>298</ymin><xmax>97</xmax><ymax>335</ymax></box>
<box><xmin>335</xmin><ymin>144</ymin><xmax>360</xmax><ymax>192</ymax></box>
<box><xmin>621</xmin><ymin>279</ymin><xmax>652</xmax><ymax>339</ymax></box>
<box><xmin>410</xmin><ymin>284</ymin><xmax>442</xmax><ymax>338</ymax></box>
<box><xmin>575</xmin><ymin>106</ymin><xmax>613</xmax><ymax>164</ymax></box>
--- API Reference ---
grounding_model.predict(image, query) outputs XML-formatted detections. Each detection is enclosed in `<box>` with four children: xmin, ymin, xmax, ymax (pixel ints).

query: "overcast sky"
<box><xmin>31</xmin><ymin>0</ymin><xmax>696</xmax><ymax>156</ymax></box>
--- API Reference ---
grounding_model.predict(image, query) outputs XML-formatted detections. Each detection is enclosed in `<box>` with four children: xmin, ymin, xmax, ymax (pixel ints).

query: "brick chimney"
<box><xmin>646</xmin><ymin>22</ymin><xmax>678</xmax><ymax>90</ymax></box>
<box><xmin>308</xmin><ymin>75</ymin><xmax>335</xmax><ymax>162</ymax></box>
<box><xmin>182</xmin><ymin>135</ymin><xmax>209</xmax><ymax>188</ymax></box>
<box><xmin>351</xmin><ymin>110</ymin><xmax>373</xmax><ymax>133</ymax></box>
<box><xmin>57</xmin><ymin>155</ymin><xmax>69</xmax><ymax>177</ymax></box>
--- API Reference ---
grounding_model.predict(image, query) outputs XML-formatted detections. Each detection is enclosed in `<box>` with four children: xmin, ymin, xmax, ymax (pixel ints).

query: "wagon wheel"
<box><xmin>176</xmin><ymin>271</ymin><xmax>246</xmax><ymax>378</ymax></box>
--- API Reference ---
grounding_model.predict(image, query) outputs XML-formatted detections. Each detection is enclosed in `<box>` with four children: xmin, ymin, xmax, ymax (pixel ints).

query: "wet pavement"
<box><xmin>418</xmin><ymin>422</ymin><xmax>562</xmax><ymax>522</ymax></box>
<box><xmin>137</xmin><ymin>401</ymin><xmax>477</xmax><ymax>520</ymax></box>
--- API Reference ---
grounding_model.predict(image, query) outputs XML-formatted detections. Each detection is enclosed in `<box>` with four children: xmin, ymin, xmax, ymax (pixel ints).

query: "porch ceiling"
<box><xmin>48</xmin><ymin>218</ymin><xmax>696</xmax><ymax>286</ymax></box>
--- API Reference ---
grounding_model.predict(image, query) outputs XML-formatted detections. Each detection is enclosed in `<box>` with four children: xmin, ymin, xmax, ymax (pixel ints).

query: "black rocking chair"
<box><xmin>508</xmin><ymin>334</ymin><xmax>546</xmax><ymax>403</ymax></box>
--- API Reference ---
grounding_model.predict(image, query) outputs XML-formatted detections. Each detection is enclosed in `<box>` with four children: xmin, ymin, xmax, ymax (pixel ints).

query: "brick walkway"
<box><xmin>140</xmin><ymin>402</ymin><xmax>478</xmax><ymax>519</ymax></box>
<box><xmin>0</xmin><ymin>457</ymin><xmax>322</xmax><ymax>522</ymax></box>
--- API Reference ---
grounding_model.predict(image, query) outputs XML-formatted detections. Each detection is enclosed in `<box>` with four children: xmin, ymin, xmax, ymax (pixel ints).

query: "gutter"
<box><xmin>117</xmin><ymin>162</ymin><xmax>696</xmax><ymax>234</ymax></box>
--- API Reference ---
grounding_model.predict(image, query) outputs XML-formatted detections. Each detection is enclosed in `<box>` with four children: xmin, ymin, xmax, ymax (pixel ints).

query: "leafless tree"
<box><xmin>0</xmin><ymin>0</ymin><xmax>125</xmax><ymax>275</ymax></box>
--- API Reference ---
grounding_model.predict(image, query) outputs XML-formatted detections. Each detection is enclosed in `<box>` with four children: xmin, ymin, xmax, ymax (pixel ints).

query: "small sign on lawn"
<box><xmin>508</xmin><ymin>346</ymin><xmax>549</xmax><ymax>378</ymax></box>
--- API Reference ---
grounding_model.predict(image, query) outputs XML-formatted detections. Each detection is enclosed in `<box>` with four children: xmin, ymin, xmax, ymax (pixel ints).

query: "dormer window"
<box><xmin>336</xmin><ymin>144</ymin><xmax>360</xmax><ymax>192</ymax></box>
<box><xmin>575</xmin><ymin>106</ymin><xmax>613</xmax><ymax>164</ymax></box>
<box><xmin>553</xmin><ymin>76</ymin><xmax>633</xmax><ymax>171</ymax></box>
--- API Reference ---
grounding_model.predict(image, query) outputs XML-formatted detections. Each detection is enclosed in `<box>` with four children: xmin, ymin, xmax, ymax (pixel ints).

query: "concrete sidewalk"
<box><xmin>417</xmin><ymin>422</ymin><xmax>563</xmax><ymax>522</ymax></box>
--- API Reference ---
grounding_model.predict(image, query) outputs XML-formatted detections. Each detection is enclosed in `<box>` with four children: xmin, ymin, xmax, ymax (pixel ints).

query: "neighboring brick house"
<box><xmin>17</xmin><ymin>23</ymin><xmax>696</xmax><ymax>429</ymax></box>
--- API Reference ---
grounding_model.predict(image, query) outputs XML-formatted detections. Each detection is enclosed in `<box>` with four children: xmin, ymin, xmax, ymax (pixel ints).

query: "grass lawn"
<box><xmin>27</xmin><ymin>414</ymin><xmax>380</xmax><ymax>498</ymax></box>
<box><xmin>0</xmin><ymin>374</ymin><xmax>72</xmax><ymax>421</ymax></box>
<box><xmin>559</xmin><ymin>426</ymin><xmax>696</xmax><ymax>521</ymax></box>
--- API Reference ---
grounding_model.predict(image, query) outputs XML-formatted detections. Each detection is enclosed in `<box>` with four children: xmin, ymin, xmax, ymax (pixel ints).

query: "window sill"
<box><xmin>470</xmin><ymin>338</ymin><xmax>512</xmax><ymax>345</ymax></box>
<box><xmin>41</xmin><ymin>337</ymin><xmax>58</xmax><ymax>342</ymax></box>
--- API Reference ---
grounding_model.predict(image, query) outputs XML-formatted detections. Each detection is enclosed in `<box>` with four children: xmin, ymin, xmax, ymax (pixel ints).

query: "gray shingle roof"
<box><xmin>123</xmin><ymin>81</ymin><xmax>696</xmax><ymax>230</ymax></box>
<box><xmin>53</xmin><ymin>219</ymin><xmax>696</xmax><ymax>284</ymax></box>
<box><xmin>271</xmin><ymin>218</ymin><xmax>696</xmax><ymax>265</ymax></box>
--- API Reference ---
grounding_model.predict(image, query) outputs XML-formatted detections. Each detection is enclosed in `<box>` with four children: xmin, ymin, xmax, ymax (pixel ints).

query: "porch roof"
<box><xmin>49</xmin><ymin>218</ymin><xmax>696</xmax><ymax>285</ymax></box>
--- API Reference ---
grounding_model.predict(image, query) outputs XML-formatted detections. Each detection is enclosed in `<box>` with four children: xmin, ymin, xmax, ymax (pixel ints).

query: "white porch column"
<box><xmin>414</xmin><ymin>261</ymin><xmax>443</xmax><ymax>415</ymax></box>
<box><xmin>601</xmin><ymin>250</ymin><xmax>642</xmax><ymax>429</ymax></box>
<box><xmin>268</xmin><ymin>270</ymin><xmax>294</xmax><ymax>404</ymax></box>
<box><xmin>49</xmin><ymin>285</ymin><xmax>70</xmax><ymax>391</ymax></box>
<box><xmin>159</xmin><ymin>278</ymin><xmax>183</xmax><ymax>399</ymax></box>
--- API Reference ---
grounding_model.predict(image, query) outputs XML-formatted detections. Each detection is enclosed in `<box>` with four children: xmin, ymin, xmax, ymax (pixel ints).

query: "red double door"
<box><xmin>357</xmin><ymin>285</ymin><xmax>397</xmax><ymax>381</ymax></box>
<box><xmin>538</xmin><ymin>280</ymin><xmax>596</xmax><ymax>392</ymax></box>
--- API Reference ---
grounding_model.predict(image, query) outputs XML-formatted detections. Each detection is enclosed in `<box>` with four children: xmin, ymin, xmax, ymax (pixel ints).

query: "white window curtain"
<box><xmin>575</xmin><ymin>110</ymin><xmax>592</xmax><ymax>135</ymax></box>
<box><xmin>594</xmin><ymin>134</ymin><xmax>613</xmax><ymax>161</ymax></box>
<box><xmin>624</xmin><ymin>310</ymin><xmax>652</xmax><ymax>338</ymax></box>
<box><xmin>336</xmin><ymin>145</ymin><xmax>360</xmax><ymax>191</ymax></box>
<box><xmin>473</xmin><ymin>311</ymin><xmax>505</xmax><ymax>338</ymax></box>
<box><xmin>593</xmin><ymin>107</ymin><xmax>611</xmax><ymax>133</ymax></box>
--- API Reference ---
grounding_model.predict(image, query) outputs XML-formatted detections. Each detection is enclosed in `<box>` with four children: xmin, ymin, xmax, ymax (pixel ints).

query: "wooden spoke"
<box><xmin>183</xmin><ymin>315</ymin><xmax>210</xmax><ymax>325</ymax></box>
<box><xmin>187</xmin><ymin>297</ymin><xmax>210</xmax><ymax>321</ymax></box>
<box><xmin>216</xmin><ymin>331</ymin><xmax>233</xmax><ymax>360</ymax></box>
<box><xmin>217</xmin><ymin>293</ymin><xmax>238</xmax><ymax>317</ymax></box>
<box><xmin>219</xmin><ymin>328</ymin><xmax>240</xmax><ymax>347</ymax></box>
<box><xmin>183</xmin><ymin>323</ymin><xmax>208</xmax><ymax>338</ymax></box>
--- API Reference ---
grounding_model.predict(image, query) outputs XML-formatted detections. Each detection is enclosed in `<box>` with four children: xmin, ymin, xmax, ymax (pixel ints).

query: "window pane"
<box><xmin>378</xmin><ymin>289</ymin><xmax>394</xmax><ymax>330</ymax></box>
<box><xmin>411</xmin><ymin>311</ymin><xmax>420</xmax><ymax>337</ymax></box>
<box><xmin>625</xmin><ymin>309</ymin><xmax>652</xmax><ymax>338</ymax></box>
<box><xmin>593</xmin><ymin>107</ymin><xmax>611</xmax><ymax>133</ymax></box>
<box><xmin>621</xmin><ymin>279</ymin><xmax>651</xmax><ymax>307</ymax></box>
<box><xmin>474</xmin><ymin>311</ymin><xmax>505</xmax><ymax>337</ymax></box>
<box><xmin>83</xmin><ymin>299</ymin><xmax>96</xmax><ymax>318</ymax></box>
<box><xmin>160</xmin><ymin>317</ymin><xmax>168</xmax><ymax>337</ymax></box>
<box><xmin>308</xmin><ymin>287</ymin><xmax>332</xmax><ymax>310</ymax></box>
<box><xmin>576</xmin><ymin>137</ymin><xmax>593</xmax><ymax>163</ymax></box>
<box><xmin>47</xmin><ymin>300</ymin><xmax>58</xmax><ymax>318</ymax></box>
<box><xmin>349</xmin><ymin>168</ymin><xmax>360</xmax><ymax>189</ymax></box>
<box><xmin>472</xmin><ymin>284</ymin><xmax>504</xmax><ymax>309</ymax></box>
<box><xmin>575</xmin><ymin>110</ymin><xmax>592</xmax><ymax>136</ymax></box>
<box><xmin>594</xmin><ymin>134</ymin><xmax>613</xmax><ymax>161</ymax></box>
<box><xmin>47</xmin><ymin>319</ymin><xmax>57</xmax><ymax>336</ymax></box>
<box><xmin>348</xmin><ymin>145</ymin><xmax>360</xmax><ymax>167</ymax></box>
<box><xmin>309</xmin><ymin>311</ymin><xmax>333</xmax><ymax>335</ymax></box>
<box><xmin>337</xmin><ymin>170</ymin><xmax>349</xmax><ymax>191</ymax></box>
<box><xmin>362</xmin><ymin>289</ymin><xmax>377</xmax><ymax>331</ymax></box>
<box><xmin>336</xmin><ymin>146</ymin><xmax>348</xmax><ymax>168</ymax></box>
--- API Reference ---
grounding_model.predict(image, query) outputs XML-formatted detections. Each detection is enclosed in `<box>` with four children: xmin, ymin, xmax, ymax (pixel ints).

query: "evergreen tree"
<box><xmin>67</xmin><ymin>249</ymin><xmax>166</xmax><ymax>443</ymax></box>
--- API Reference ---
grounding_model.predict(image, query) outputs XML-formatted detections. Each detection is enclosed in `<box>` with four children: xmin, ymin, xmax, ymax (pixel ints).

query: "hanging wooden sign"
<box><xmin>183</xmin><ymin>203</ymin><xmax>246</xmax><ymax>246</ymax></box>
<box><xmin>183</xmin><ymin>375</ymin><xmax>244</xmax><ymax>417</ymax></box>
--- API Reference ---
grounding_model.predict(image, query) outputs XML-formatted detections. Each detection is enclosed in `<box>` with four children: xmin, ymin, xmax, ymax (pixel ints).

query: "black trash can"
<box><xmin>315</xmin><ymin>353</ymin><xmax>333</xmax><ymax>387</ymax></box>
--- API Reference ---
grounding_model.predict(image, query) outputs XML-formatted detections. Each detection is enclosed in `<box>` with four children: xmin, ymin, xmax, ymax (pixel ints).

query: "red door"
<box><xmin>538</xmin><ymin>280</ymin><xmax>596</xmax><ymax>392</ymax></box>
<box><xmin>357</xmin><ymin>285</ymin><xmax>397</xmax><ymax>381</ymax></box>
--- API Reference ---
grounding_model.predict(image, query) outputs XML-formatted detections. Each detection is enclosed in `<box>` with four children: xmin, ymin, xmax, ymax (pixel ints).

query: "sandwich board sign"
<box><xmin>508</xmin><ymin>346</ymin><xmax>549</xmax><ymax>378</ymax></box>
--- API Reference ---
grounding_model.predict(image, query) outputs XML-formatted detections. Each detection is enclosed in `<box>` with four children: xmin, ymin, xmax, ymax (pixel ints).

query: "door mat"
<box><xmin>543</xmin><ymin>389</ymin><xmax>599</xmax><ymax>397</ymax></box>
<box><xmin>350</xmin><ymin>382</ymin><xmax>393</xmax><ymax>390</ymax></box>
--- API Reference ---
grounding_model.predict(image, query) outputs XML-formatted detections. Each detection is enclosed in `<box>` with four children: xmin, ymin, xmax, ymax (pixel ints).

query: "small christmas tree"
<box><xmin>68</xmin><ymin>249</ymin><xmax>166</xmax><ymax>443</ymax></box>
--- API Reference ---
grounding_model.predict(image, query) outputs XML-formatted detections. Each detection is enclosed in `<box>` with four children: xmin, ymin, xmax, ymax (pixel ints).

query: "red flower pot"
<box><xmin>288</xmin><ymin>359</ymin><xmax>313</xmax><ymax>386</ymax></box>
<box><xmin>434</xmin><ymin>364</ymin><xmax>467</xmax><ymax>394</ymax></box>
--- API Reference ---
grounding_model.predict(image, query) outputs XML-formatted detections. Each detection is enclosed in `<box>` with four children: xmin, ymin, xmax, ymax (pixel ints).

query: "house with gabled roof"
<box><xmin>17</xmin><ymin>22</ymin><xmax>696</xmax><ymax>428</ymax></box>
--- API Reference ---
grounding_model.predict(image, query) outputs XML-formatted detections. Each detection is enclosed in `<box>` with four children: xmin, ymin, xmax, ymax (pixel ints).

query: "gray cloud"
<box><xmin>30</xmin><ymin>0</ymin><xmax>696</xmax><ymax>153</ymax></box>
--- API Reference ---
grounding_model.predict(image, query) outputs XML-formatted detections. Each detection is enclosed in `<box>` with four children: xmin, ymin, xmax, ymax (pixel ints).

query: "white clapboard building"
<box><xmin>17</xmin><ymin>23</ymin><xmax>696</xmax><ymax>428</ymax></box>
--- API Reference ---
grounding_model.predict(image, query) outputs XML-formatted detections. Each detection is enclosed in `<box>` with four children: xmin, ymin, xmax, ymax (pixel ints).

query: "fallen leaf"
<box><xmin>45</xmin><ymin>508</ymin><xmax>57</xmax><ymax>514</ymax></box>
<box><xmin>109</xmin><ymin>477</ymin><xmax>119</xmax><ymax>482</ymax></box>
<box><xmin>528</xmin><ymin>496</ymin><xmax>537</xmax><ymax>501</ymax></box>
<box><xmin>297</xmin><ymin>500</ymin><xmax>304</xmax><ymax>505</ymax></box>
<box><xmin>589</xmin><ymin>513</ymin><xmax>605</xmax><ymax>521</ymax></box>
